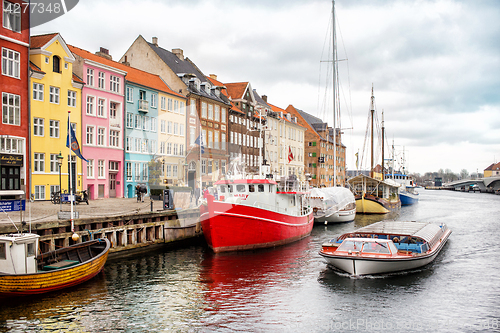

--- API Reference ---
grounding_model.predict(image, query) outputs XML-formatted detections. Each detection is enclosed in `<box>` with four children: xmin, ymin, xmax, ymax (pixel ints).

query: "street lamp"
<box><xmin>57</xmin><ymin>151</ymin><xmax>64</xmax><ymax>211</ymax></box>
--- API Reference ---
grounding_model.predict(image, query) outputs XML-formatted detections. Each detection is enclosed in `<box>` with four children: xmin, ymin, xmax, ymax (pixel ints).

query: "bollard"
<box><xmin>151</xmin><ymin>199</ymin><xmax>153</xmax><ymax>212</ymax></box>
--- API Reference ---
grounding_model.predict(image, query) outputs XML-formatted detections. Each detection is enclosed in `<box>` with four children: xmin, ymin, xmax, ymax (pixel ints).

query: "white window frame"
<box><xmin>126</xmin><ymin>87</ymin><xmax>133</xmax><ymax>102</ymax></box>
<box><xmin>110</xmin><ymin>75</ymin><xmax>120</xmax><ymax>93</ymax></box>
<box><xmin>98</xmin><ymin>71</ymin><xmax>105</xmax><ymax>89</ymax></box>
<box><xmin>33</xmin><ymin>153</ymin><xmax>44</xmax><ymax>172</ymax></box>
<box><xmin>34</xmin><ymin>185</ymin><xmax>45</xmax><ymax>201</ymax></box>
<box><xmin>49</xmin><ymin>120</ymin><xmax>59</xmax><ymax>138</ymax></box>
<box><xmin>160</xmin><ymin>120</ymin><xmax>166</xmax><ymax>134</ymax></box>
<box><xmin>86</xmin><ymin>95</ymin><xmax>95</xmax><ymax>115</ymax></box>
<box><xmin>97</xmin><ymin>98</ymin><xmax>106</xmax><ymax>117</ymax></box>
<box><xmin>86</xmin><ymin>68</ymin><xmax>94</xmax><ymax>86</ymax></box>
<box><xmin>32</xmin><ymin>83</ymin><xmax>44</xmax><ymax>101</ymax></box>
<box><xmin>97</xmin><ymin>127</ymin><xmax>106</xmax><ymax>146</ymax></box>
<box><xmin>33</xmin><ymin>117</ymin><xmax>44</xmax><ymax>136</ymax></box>
<box><xmin>97</xmin><ymin>159</ymin><xmax>105</xmax><ymax>179</ymax></box>
<box><xmin>2</xmin><ymin>47</ymin><xmax>20</xmax><ymax>78</ymax></box>
<box><xmin>49</xmin><ymin>86</ymin><xmax>59</xmax><ymax>104</ymax></box>
<box><xmin>67</xmin><ymin>90</ymin><xmax>76</xmax><ymax>107</ymax></box>
<box><xmin>87</xmin><ymin>159</ymin><xmax>94</xmax><ymax>179</ymax></box>
<box><xmin>3</xmin><ymin>1</ymin><xmax>21</xmax><ymax>32</ymax></box>
<box><xmin>151</xmin><ymin>93</ymin><xmax>157</xmax><ymax>108</ymax></box>
<box><xmin>2</xmin><ymin>92</ymin><xmax>20</xmax><ymax>125</ymax></box>
<box><xmin>109</xmin><ymin>130</ymin><xmax>119</xmax><ymax>148</ymax></box>
<box><xmin>160</xmin><ymin>96</ymin><xmax>166</xmax><ymax>110</ymax></box>
<box><xmin>126</xmin><ymin>112</ymin><xmax>133</xmax><ymax>128</ymax></box>
<box><xmin>190</xmin><ymin>98</ymin><xmax>196</xmax><ymax>116</ymax></box>
<box><xmin>86</xmin><ymin>126</ymin><xmax>95</xmax><ymax>145</ymax></box>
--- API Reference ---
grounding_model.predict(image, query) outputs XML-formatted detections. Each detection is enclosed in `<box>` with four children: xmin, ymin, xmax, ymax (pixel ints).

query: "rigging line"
<box><xmin>317</xmin><ymin>12</ymin><xmax>334</xmax><ymax>118</ymax></box>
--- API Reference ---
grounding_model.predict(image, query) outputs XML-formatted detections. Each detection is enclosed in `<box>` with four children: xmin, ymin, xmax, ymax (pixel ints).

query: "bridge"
<box><xmin>445</xmin><ymin>176</ymin><xmax>500</xmax><ymax>193</ymax></box>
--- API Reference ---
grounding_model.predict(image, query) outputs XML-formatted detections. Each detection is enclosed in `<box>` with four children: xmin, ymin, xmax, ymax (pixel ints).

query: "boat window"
<box><xmin>0</xmin><ymin>242</ymin><xmax>5</xmax><ymax>259</ymax></box>
<box><xmin>219</xmin><ymin>186</ymin><xmax>226</xmax><ymax>193</ymax></box>
<box><xmin>236</xmin><ymin>184</ymin><xmax>246</xmax><ymax>192</ymax></box>
<box><xmin>27</xmin><ymin>242</ymin><xmax>35</xmax><ymax>257</ymax></box>
<box><xmin>269</xmin><ymin>185</ymin><xmax>273</xmax><ymax>192</ymax></box>
<box><xmin>249</xmin><ymin>185</ymin><xmax>255</xmax><ymax>192</ymax></box>
<box><xmin>228</xmin><ymin>185</ymin><xmax>233</xmax><ymax>193</ymax></box>
<box><xmin>337</xmin><ymin>240</ymin><xmax>364</xmax><ymax>252</ymax></box>
<box><xmin>258</xmin><ymin>185</ymin><xmax>265</xmax><ymax>192</ymax></box>
<box><xmin>361</xmin><ymin>242</ymin><xmax>390</xmax><ymax>254</ymax></box>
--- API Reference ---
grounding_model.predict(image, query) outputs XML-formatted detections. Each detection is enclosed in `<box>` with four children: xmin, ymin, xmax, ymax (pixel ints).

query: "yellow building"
<box><xmin>30</xmin><ymin>33</ymin><xmax>84</xmax><ymax>200</ymax></box>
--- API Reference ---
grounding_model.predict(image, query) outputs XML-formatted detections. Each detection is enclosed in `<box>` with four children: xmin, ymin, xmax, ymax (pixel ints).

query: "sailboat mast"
<box><xmin>332</xmin><ymin>0</ymin><xmax>337</xmax><ymax>186</ymax></box>
<box><xmin>381</xmin><ymin>110</ymin><xmax>385</xmax><ymax>179</ymax></box>
<box><xmin>370</xmin><ymin>85</ymin><xmax>374</xmax><ymax>178</ymax></box>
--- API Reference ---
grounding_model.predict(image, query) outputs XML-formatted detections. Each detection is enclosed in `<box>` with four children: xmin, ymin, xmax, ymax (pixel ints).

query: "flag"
<box><xmin>66</xmin><ymin>116</ymin><xmax>88</xmax><ymax>162</ymax></box>
<box><xmin>288</xmin><ymin>146</ymin><xmax>294</xmax><ymax>163</ymax></box>
<box><xmin>355</xmin><ymin>152</ymin><xmax>359</xmax><ymax>169</ymax></box>
<box><xmin>195</xmin><ymin>134</ymin><xmax>204</xmax><ymax>154</ymax></box>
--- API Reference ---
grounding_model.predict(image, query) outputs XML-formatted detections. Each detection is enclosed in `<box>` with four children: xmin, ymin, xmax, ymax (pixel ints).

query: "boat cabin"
<box><xmin>0</xmin><ymin>233</ymin><xmax>39</xmax><ymax>274</ymax></box>
<box><xmin>334</xmin><ymin>238</ymin><xmax>399</xmax><ymax>256</ymax></box>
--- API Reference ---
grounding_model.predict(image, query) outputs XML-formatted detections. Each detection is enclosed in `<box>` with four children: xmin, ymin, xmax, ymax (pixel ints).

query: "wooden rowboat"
<box><xmin>0</xmin><ymin>233</ymin><xmax>110</xmax><ymax>297</ymax></box>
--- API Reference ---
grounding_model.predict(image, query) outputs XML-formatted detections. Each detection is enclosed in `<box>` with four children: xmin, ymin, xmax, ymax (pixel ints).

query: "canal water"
<box><xmin>1</xmin><ymin>190</ymin><xmax>499</xmax><ymax>332</ymax></box>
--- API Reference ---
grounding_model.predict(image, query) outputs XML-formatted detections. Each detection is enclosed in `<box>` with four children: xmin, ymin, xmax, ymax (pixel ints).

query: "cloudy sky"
<box><xmin>33</xmin><ymin>0</ymin><xmax>500</xmax><ymax>175</ymax></box>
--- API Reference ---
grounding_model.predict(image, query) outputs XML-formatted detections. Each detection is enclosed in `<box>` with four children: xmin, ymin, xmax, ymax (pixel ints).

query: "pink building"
<box><xmin>70</xmin><ymin>46</ymin><xmax>127</xmax><ymax>199</ymax></box>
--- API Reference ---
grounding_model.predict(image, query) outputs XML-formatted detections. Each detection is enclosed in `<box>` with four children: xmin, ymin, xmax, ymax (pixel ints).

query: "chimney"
<box><xmin>122</xmin><ymin>55</ymin><xmax>130</xmax><ymax>67</ymax></box>
<box><xmin>152</xmin><ymin>37</ymin><xmax>158</xmax><ymax>46</ymax></box>
<box><xmin>209</xmin><ymin>74</ymin><xmax>218</xmax><ymax>80</ymax></box>
<box><xmin>262</xmin><ymin>95</ymin><xmax>268</xmax><ymax>103</ymax></box>
<box><xmin>172</xmin><ymin>48</ymin><xmax>184</xmax><ymax>60</ymax></box>
<box><xmin>95</xmin><ymin>47</ymin><xmax>112</xmax><ymax>60</ymax></box>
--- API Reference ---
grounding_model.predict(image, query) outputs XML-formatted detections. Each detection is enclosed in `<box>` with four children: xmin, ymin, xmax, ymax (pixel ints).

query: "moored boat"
<box><xmin>202</xmin><ymin>175</ymin><xmax>314</xmax><ymax>253</ymax></box>
<box><xmin>385</xmin><ymin>173</ymin><xmax>419</xmax><ymax>206</ymax></box>
<box><xmin>309</xmin><ymin>187</ymin><xmax>356</xmax><ymax>223</ymax></box>
<box><xmin>0</xmin><ymin>233</ymin><xmax>110</xmax><ymax>297</ymax></box>
<box><xmin>319</xmin><ymin>221</ymin><xmax>451</xmax><ymax>275</ymax></box>
<box><xmin>348</xmin><ymin>174</ymin><xmax>401</xmax><ymax>213</ymax></box>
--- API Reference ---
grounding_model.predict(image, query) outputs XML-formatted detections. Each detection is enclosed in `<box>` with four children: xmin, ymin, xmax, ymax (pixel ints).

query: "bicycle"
<box><xmin>50</xmin><ymin>191</ymin><xmax>61</xmax><ymax>204</ymax></box>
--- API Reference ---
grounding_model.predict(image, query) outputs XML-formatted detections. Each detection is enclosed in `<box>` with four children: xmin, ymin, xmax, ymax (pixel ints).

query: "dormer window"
<box><xmin>53</xmin><ymin>56</ymin><xmax>61</xmax><ymax>73</ymax></box>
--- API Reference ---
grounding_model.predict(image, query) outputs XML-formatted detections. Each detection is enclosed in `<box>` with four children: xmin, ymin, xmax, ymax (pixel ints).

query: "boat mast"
<box><xmin>332</xmin><ymin>0</ymin><xmax>337</xmax><ymax>187</ymax></box>
<box><xmin>370</xmin><ymin>85</ymin><xmax>375</xmax><ymax>178</ymax></box>
<box><xmin>381</xmin><ymin>110</ymin><xmax>384</xmax><ymax>180</ymax></box>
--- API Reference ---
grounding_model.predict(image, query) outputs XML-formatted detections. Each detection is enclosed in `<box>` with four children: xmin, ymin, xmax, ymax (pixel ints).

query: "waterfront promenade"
<box><xmin>0</xmin><ymin>197</ymin><xmax>195</xmax><ymax>226</ymax></box>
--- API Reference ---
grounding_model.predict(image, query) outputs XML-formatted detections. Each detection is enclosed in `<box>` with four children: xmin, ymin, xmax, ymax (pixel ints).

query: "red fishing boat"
<box><xmin>201</xmin><ymin>175</ymin><xmax>314</xmax><ymax>253</ymax></box>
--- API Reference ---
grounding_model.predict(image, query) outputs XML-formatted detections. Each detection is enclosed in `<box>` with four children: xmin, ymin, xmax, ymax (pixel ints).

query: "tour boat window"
<box><xmin>258</xmin><ymin>185</ymin><xmax>265</xmax><ymax>192</ymax></box>
<box><xmin>236</xmin><ymin>184</ymin><xmax>246</xmax><ymax>192</ymax></box>
<box><xmin>249</xmin><ymin>185</ymin><xmax>255</xmax><ymax>192</ymax></box>
<box><xmin>361</xmin><ymin>242</ymin><xmax>390</xmax><ymax>254</ymax></box>
<box><xmin>219</xmin><ymin>186</ymin><xmax>226</xmax><ymax>193</ymax></box>
<box><xmin>337</xmin><ymin>240</ymin><xmax>364</xmax><ymax>252</ymax></box>
<box><xmin>27</xmin><ymin>243</ymin><xmax>35</xmax><ymax>257</ymax></box>
<box><xmin>0</xmin><ymin>242</ymin><xmax>5</xmax><ymax>259</ymax></box>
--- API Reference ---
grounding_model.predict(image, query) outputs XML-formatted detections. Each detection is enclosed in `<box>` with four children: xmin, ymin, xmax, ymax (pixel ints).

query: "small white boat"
<box><xmin>319</xmin><ymin>221</ymin><xmax>451</xmax><ymax>275</ymax></box>
<box><xmin>309</xmin><ymin>187</ymin><xmax>356</xmax><ymax>223</ymax></box>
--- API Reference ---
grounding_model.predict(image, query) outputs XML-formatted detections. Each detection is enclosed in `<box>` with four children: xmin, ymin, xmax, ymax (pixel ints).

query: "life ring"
<box><xmin>313</xmin><ymin>207</ymin><xmax>319</xmax><ymax>214</ymax></box>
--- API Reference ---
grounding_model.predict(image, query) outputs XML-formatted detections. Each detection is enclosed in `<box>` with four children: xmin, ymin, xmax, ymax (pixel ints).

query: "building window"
<box><xmin>33</xmin><ymin>118</ymin><xmax>44</xmax><ymax>136</ymax></box>
<box><xmin>151</xmin><ymin>93</ymin><xmax>157</xmax><ymax>108</ymax></box>
<box><xmin>173</xmin><ymin>143</ymin><xmax>178</xmax><ymax>156</ymax></box>
<box><xmin>49</xmin><ymin>87</ymin><xmax>59</xmax><ymax>104</ymax></box>
<box><xmin>2</xmin><ymin>48</ymin><xmax>20</xmax><ymax>78</ymax></box>
<box><xmin>190</xmin><ymin>126</ymin><xmax>196</xmax><ymax>145</ymax></box>
<box><xmin>190</xmin><ymin>99</ymin><xmax>196</xmax><ymax>116</ymax></box>
<box><xmin>49</xmin><ymin>120</ymin><xmax>59</xmax><ymax>138</ymax></box>
<box><xmin>110</xmin><ymin>102</ymin><xmax>117</xmax><ymax>119</ymax></box>
<box><xmin>32</xmin><ymin>83</ymin><xmax>44</xmax><ymax>101</ymax></box>
<box><xmin>67</xmin><ymin>90</ymin><xmax>76</xmax><ymax>107</ymax></box>
<box><xmin>126</xmin><ymin>87</ymin><xmax>133</xmax><ymax>102</ymax></box>
<box><xmin>174</xmin><ymin>100</ymin><xmax>179</xmax><ymax>113</ymax></box>
<box><xmin>160</xmin><ymin>120</ymin><xmax>166</xmax><ymax>133</ymax></box>
<box><xmin>167</xmin><ymin>98</ymin><xmax>173</xmax><ymax>112</ymax></box>
<box><xmin>208</xmin><ymin>131</ymin><xmax>213</xmax><ymax>148</ymax></box>
<box><xmin>179</xmin><ymin>124</ymin><xmax>184</xmax><ymax>137</ymax></box>
<box><xmin>161</xmin><ymin>96</ymin><xmax>166</xmax><ymax>110</ymax></box>
<box><xmin>180</xmin><ymin>101</ymin><xmax>185</xmax><ymax>115</ymax></box>
<box><xmin>97</xmin><ymin>98</ymin><xmax>105</xmax><ymax>117</ymax></box>
<box><xmin>2</xmin><ymin>92</ymin><xmax>19</xmax><ymax>125</ymax></box>
<box><xmin>86</xmin><ymin>68</ymin><xmax>94</xmax><ymax>86</ymax></box>
<box><xmin>151</xmin><ymin>118</ymin><xmax>157</xmax><ymax>132</ymax></box>
<box><xmin>87</xmin><ymin>159</ymin><xmax>94</xmax><ymax>178</ymax></box>
<box><xmin>214</xmin><ymin>131</ymin><xmax>219</xmax><ymax>149</ymax></box>
<box><xmin>166</xmin><ymin>142</ymin><xmax>172</xmax><ymax>155</ymax></box>
<box><xmin>34</xmin><ymin>185</ymin><xmax>45</xmax><ymax>200</ymax></box>
<box><xmin>34</xmin><ymin>153</ymin><xmax>44</xmax><ymax>172</ymax></box>
<box><xmin>201</xmin><ymin>159</ymin><xmax>206</xmax><ymax>174</ymax></box>
<box><xmin>109</xmin><ymin>130</ymin><xmax>119</xmax><ymax>147</ymax></box>
<box><xmin>126</xmin><ymin>162</ymin><xmax>131</xmax><ymax>181</ymax></box>
<box><xmin>86</xmin><ymin>96</ymin><xmax>94</xmax><ymax>115</ymax></box>
<box><xmin>97</xmin><ymin>127</ymin><xmax>105</xmax><ymax>146</ymax></box>
<box><xmin>134</xmin><ymin>114</ymin><xmax>141</xmax><ymax>129</ymax></box>
<box><xmin>86</xmin><ymin>126</ymin><xmax>94</xmax><ymax>145</ymax></box>
<box><xmin>214</xmin><ymin>105</ymin><xmax>220</xmax><ymax>122</ymax></box>
<box><xmin>142</xmin><ymin>163</ymin><xmax>148</xmax><ymax>181</ymax></box>
<box><xmin>135</xmin><ymin>163</ymin><xmax>140</xmax><ymax>181</ymax></box>
<box><xmin>167</xmin><ymin>121</ymin><xmax>172</xmax><ymax>134</ymax></box>
<box><xmin>201</xmin><ymin>102</ymin><xmax>207</xmax><ymax>118</ymax></box>
<box><xmin>52</xmin><ymin>56</ymin><xmax>60</xmax><ymax>73</ymax></box>
<box><xmin>126</xmin><ymin>113</ymin><xmax>133</xmax><ymax>128</ymax></box>
<box><xmin>98</xmin><ymin>71</ymin><xmax>105</xmax><ymax>89</ymax></box>
<box><xmin>173</xmin><ymin>123</ymin><xmax>178</xmax><ymax>135</ymax></box>
<box><xmin>221</xmin><ymin>133</ymin><xmax>226</xmax><ymax>150</ymax></box>
<box><xmin>97</xmin><ymin>160</ymin><xmax>105</xmax><ymax>178</ymax></box>
<box><xmin>50</xmin><ymin>154</ymin><xmax>59</xmax><ymax>173</ymax></box>
<box><xmin>3</xmin><ymin>1</ymin><xmax>21</xmax><ymax>32</ymax></box>
<box><xmin>110</xmin><ymin>75</ymin><xmax>120</xmax><ymax>93</ymax></box>
<box><xmin>208</xmin><ymin>104</ymin><xmax>213</xmax><ymax>120</ymax></box>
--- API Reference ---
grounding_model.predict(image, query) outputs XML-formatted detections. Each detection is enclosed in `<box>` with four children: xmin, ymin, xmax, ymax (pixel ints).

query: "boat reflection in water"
<box><xmin>199</xmin><ymin>237</ymin><xmax>311</xmax><ymax>316</ymax></box>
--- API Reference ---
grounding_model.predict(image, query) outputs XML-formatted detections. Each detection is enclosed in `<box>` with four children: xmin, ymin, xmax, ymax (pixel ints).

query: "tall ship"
<box><xmin>201</xmin><ymin>164</ymin><xmax>314</xmax><ymax>253</ymax></box>
<box><xmin>347</xmin><ymin>86</ymin><xmax>401</xmax><ymax>214</ymax></box>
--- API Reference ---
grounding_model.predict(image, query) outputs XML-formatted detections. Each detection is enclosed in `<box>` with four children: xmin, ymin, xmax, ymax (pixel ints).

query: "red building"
<box><xmin>0</xmin><ymin>0</ymin><xmax>30</xmax><ymax>200</ymax></box>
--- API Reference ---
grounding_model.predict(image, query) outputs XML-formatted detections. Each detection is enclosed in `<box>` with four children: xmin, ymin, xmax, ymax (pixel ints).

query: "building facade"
<box><xmin>29</xmin><ymin>33</ymin><xmax>84</xmax><ymax>200</ymax></box>
<box><xmin>69</xmin><ymin>45</ymin><xmax>127</xmax><ymax>199</ymax></box>
<box><xmin>0</xmin><ymin>0</ymin><xmax>30</xmax><ymax>201</ymax></box>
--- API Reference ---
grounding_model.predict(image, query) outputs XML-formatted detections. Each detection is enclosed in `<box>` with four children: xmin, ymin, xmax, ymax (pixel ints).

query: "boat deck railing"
<box><xmin>252</xmin><ymin>201</ymin><xmax>312</xmax><ymax>217</ymax></box>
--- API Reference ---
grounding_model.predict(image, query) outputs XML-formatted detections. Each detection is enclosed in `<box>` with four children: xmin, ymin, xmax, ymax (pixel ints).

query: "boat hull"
<box><xmin>0</xmin><ymin>239</ymin><xmax>110</xmax><ymax>297</ymax></box>
<box><xmin>314</xmin><ymin>207</ymin><xmax>356</xmax><ymax>223</ymax></box>
<box><xmin>400</xmin><ymin>191</ymin><xmax>419</xmax><ymax>206</ymax></box>
<box><xmin>321</xmin><ymin>232</ymin><xmax>450</xmax><ymax>275</ymax></box>
<box><xmin>203</xmin><ymin>195</ymin><xmax>314</xmax><ymax>253</ymax></box>
<box><xmin>355</xmin><ymin>195</ymin><xmax>401</xmax><ymax>214</ymax></box>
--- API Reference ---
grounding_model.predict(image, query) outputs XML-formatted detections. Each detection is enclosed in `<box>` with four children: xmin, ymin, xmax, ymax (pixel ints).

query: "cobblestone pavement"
<box><xmin>0</xmin><ymin>197</ymin><xmax>198</xmax><ymax>226</ymax></box>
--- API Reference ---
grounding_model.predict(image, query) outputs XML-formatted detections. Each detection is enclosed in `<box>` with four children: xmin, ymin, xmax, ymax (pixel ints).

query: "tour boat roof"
<box><xmin>215</xmin><ymin>179</ymin><xmax>277</xmax><ymax>185</ymax></box>
<box><xmin>354</xmin><ymin>221</ymin><xmax>443</xmax><ymax>243</ymax></box>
